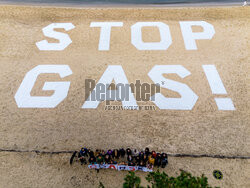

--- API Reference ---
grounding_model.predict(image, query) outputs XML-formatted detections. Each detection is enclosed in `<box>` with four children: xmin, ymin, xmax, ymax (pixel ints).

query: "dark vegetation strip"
<box><xmin>0</xmin><ymin>148</ymin><xmax>249</xmax><ymax>159</ymax></box>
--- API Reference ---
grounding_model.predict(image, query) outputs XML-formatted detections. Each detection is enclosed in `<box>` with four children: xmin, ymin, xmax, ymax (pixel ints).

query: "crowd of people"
<box><xmin>70</xmin><ymin>147</ymin><xmax>168</xmax><ymax>169</ymax></box>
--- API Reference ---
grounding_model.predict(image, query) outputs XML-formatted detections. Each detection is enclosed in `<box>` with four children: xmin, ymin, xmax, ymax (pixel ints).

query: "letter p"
<box><xmin>179</xmin><ymin>21</ymin><xmax>215</xmax><ymax>50</ymax></box>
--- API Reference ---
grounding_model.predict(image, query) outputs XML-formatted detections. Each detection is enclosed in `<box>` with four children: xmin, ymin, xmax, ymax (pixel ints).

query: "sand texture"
<box><xmin>0</xmin><ymin>152</ymin><xmax>250</xmax><ymax>188</ymax></box>
<box><xmin>0</xmin><ymin>5</ymin><xmax>249</xmax><ymax>187</ymax></box>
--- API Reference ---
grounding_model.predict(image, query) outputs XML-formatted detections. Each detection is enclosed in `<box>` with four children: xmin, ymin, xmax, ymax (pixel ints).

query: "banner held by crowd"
<box><xmin>70</xmin><ymin>147</ymin><xmax>168</xmax><ymax>172</ymax></box>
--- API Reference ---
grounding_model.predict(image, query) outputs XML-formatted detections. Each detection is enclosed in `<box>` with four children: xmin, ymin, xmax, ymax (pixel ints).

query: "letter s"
<box><xmin>15</xmin><ymin>65</ymin><xmax>72</xmax><ymax>108</ymax></box>
<box><xmin>36</xmin><ymin>23</ymin><xmax>75</xmax><ymax>51</ymax></box>
<box><xmin>148</xmin><ymin>65</ymin><xmax>198</xmax><ymax>110</ymax></box>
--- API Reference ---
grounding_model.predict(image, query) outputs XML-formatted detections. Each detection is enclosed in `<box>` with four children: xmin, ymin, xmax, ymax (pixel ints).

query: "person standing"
<box><xmin>148</xmin><ymin>155</ymin><xmax>155</xmax><ymax>166</ymax></box>
<box><xmin>119</xmin><ymin>148</ymin><xmax>126</xmax><ymax>158</ymax></box>
<box><xmin>155</xmin><ymin>153</ymin><xmax>162</xmax><ymax>167</ymax></box>
<box><xmin>89</xmin><ymin>156</ymin><xmax>96</xmax><ymax>164</ymax></box>
<box><xmin>107</xmin><ymin>149</ymin><xmax>113</xmax><ymax>156</ymax></box>
<box><xmin>78</xmin><ymin>148</ymin><xmax>88</xmax><ymax>165</ymax></box>
<box><xmin>104</xmin><ymin>154</ymin><xmax>111</xmax><ymax>164</ymax></box>
<box><xmin>145</xmin><ymin>147</ymin><xmax>150</xmax><ymax>157</ymax></box>
<box><xmin>112</xmin><ymin>149</ymin><xmax>120</xmax><ymax>159</ymax></box>
<box><xmin>127</xmin><ymin>155</ymin><xmax>134</xmax><ymax>163</ymax></box>
<box><xmin>126</xmin><ymin>148</ymin><xmax>132</xmax><ymax>156</ymax></box>
<box><xmin>96</xmin><ymin>155</ymin><xmax>104</xmax><ymax>165</ymax></box>
<box><xmin>142</xmin><ymin>155</ymin><xmax>148</xmax><ymax>164</ymax></box>
<box><xmin>151</xmin><ymin>151</ymin><xmax>157</xmax><ymax>158</ymax></box>
<box><xmin>132</xmin><ymin>149</ymin><xmax>139</xmax><ymax>157</ymax></box>
<box><xmin>135</xmin><ymin>155</ymin><xmax>141</xmax><ymax>165</ymax></box>
<box><xmin>88</xmin><ymin>149</ymin><xmax>95</xmax><ymax>158</ymax></box>
<box><xmin>161</xmin><ymin>153</ymin><xmax>168</xmax><ymax>168</ymax></box>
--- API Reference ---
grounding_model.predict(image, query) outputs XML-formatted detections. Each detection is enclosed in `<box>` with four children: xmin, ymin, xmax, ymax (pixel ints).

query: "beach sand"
<box><xmin>1</xmin><ymin>152</ymin><xmax>250</xmax><ymax>188</ymax></box>
<box><xmin>0</xmin><ymin>5</ymin><xmax>249</xmax><ymax>187</ymax></box>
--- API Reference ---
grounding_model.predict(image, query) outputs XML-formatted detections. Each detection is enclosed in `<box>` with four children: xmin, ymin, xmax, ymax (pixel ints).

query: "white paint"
<box><xmin>179</xmin><ymin>21</ymin><xmax>215</xmax><ymax>50</ymax></box>
<box><xmin>90</xmin><ymin>22</ymin><xmax>123</xmax><ymax>51</ymax></box>
<box><xmin>148</xmin><ymin>65</ymin><xmax>198</xmax><ymax>110</ymax></box>
<box><xmin>215</xmin><ymin>98</ymin><xmax>235</xmax><ymax>110</ymax></box>
<box><xmin>202</xmin><ymin>65</ymin><xmax>227</xmax><ymax>94</ymax></box>
<box><xmin>36</xmin><ymin>23</ymin><xmax>75</xmax><ymax>51</ymax></box>
<box><xmin>15</xmin><ymin>65</ymin><xmax>72</xmax><ymax>108</ymax></box>
<box><xmin>131</xmin><ymin>22</ymin><xmax>172</xmax><ymax>50</ymax></box>
<box><xmin>202</xmin><ymin>65</ymin><xmax>235</xmax><ymax>110</ymax></box>
<box><xmin>82</xmin><ymin>65</ymin><xmax>138</xmax><ymax>109</ymax></box>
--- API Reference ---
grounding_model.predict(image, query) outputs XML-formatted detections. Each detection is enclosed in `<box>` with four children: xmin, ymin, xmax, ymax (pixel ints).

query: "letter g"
<box><xmin>15</xmin><ymin>65</ymin><xmax>72</xmax><ymax>108</ymax></box>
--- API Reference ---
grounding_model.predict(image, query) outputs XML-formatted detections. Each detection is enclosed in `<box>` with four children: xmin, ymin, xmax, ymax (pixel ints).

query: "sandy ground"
<box><xmin>0</xmin><ymin>152</ymin><xmax>249</xmax><ymax>188</ymax></box>
<box><xmin>0</xmin><ymin>2</ymin><xmax>244</xmax><ymax>8</ymax></box>
<box><xmin>0</xmin><ymin>5</ymin><xmax>249</xmax><ymax>187</ymax></box>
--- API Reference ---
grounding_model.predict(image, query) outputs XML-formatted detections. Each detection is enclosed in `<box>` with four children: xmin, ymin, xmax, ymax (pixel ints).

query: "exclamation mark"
<box><xmin>202</xmin><ymin>65</ymin><xmax>235</xmax><ymax>111</ymax></box>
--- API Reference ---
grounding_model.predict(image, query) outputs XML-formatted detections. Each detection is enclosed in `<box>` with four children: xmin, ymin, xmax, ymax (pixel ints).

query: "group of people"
<box><xmin>71</xmin><ymin>147</ymin><xmax>168</xmax><ymax>169</ymax></box>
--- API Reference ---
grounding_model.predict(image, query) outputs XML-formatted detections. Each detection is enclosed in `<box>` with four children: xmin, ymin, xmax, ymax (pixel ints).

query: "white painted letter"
<box><xmin>36</xmin><ymin>23</ymin><xmax>75</xmax><ymax>51</ymax></box>
<box><xmin>131</xmin><ymin>22</ymin><xmax>172</xmax><ymax>50</ymax></box>
<box><xmin>179</xmin><ymin>21</ymin><xmax>215</xmax><ymax>50</ymax></box>
<box><xmin>15</xmin><ymin>65</ymin><xmax>72</xmax><ymax>108</ymax></box>
<box><xmin>202</xmin><ymin>65</ymin><xmax>235</xmax><ymax>110</ymax></box>
<box><xmin>148</xmin><ymin>65</ymin><xmax>198</xmax><ymax>110</ymax></box>
<box><xmin>82</xmin><ymin>65</ymin><xmax>138</xmax><ymax>109</ymax></box>
<box><xmin>90</xmin><ymin>22</ymin><xmax>123</xmax><ymax>51</ymax></box>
